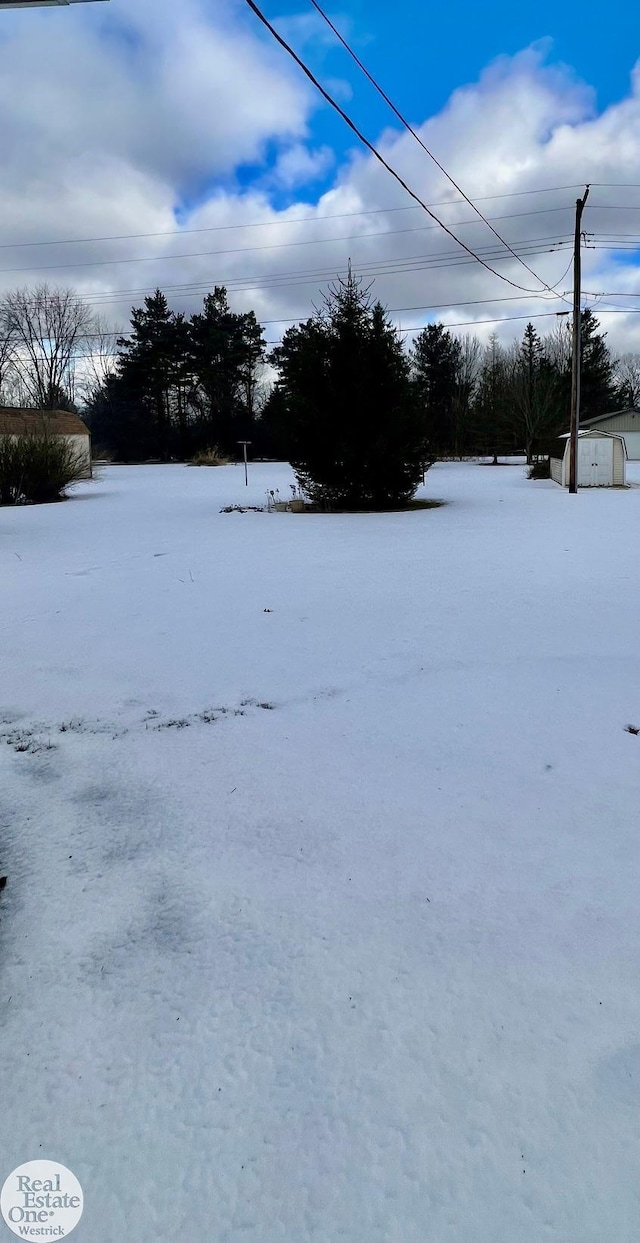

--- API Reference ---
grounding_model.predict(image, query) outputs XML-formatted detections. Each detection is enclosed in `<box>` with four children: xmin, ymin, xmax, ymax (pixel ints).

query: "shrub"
<box><xmin>190</xmin><ymin>446</ymin><xmax>230</xmax><ymax>466</ymax></box>
<box><xmin>527</xmin><ymin>458</ymin><xmax>551</xmax><ymax>480</ymax></box>
<box><xmin>0</xmin><ymin>433</ymin><xmax>88</xmax><ymax>505</ymax></box>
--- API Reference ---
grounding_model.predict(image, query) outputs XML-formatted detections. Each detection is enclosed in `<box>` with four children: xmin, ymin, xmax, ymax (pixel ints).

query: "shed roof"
<box><xmin>0</xmin><ymin>408</ymin><xmax>90</xmax><ymax>437</ymax></box>
<box><xmin>580</xmin><ymin>406</ymin><xmax>640</xmax><ymax>427</ymax></box>
<box><xmin>558</xmin><ymin>429</ymin><xmax>626</xmax><ymax>440</ymax></box>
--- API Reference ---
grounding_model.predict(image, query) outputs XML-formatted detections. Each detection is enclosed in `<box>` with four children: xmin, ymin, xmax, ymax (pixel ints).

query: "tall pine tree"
<box><xmin>115</xmin><ymin>291</ymin><xmax>187</xmax><ymax>461</ymax></box>
<box><xmin>411</xmin><ymin>323</ymin><xmax>461</xmax><ymax>456</ymax></box>
<box><xmin>271</xmin><ymin>271</ymin><xmax>428</xmax><ymax>508</ymax></box>
<box><xmin>188</xmin><ymin>287</ymin><xmax>265</xmax><ymax>455</ymax></box>
<box><xmin>579</xmin><ymin>308</ymin><xmax>617</xmax><ymax>419</ymax></box>
<box><xmin>510</xmin><ymin>323</ymin><xmax>563</xmax><ymax>461</ymax></box>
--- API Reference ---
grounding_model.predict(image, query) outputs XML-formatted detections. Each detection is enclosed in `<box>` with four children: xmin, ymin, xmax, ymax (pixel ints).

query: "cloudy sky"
<box><xmin>0</xmin><ymin>0</ymin><xmax>639</xmax><ymax>356</ymax></box>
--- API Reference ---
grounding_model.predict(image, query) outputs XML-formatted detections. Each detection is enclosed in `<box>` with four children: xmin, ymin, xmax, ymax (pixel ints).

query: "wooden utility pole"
<box><xmin>568</xmin><ymin>185</ymin><xmax>590</xmax><ymax>494</ymax></box>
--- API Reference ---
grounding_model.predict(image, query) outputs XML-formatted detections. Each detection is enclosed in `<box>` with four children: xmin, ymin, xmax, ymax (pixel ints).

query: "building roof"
<box><xmin>580</xmin><ymin>407</ymin><xmax>640</xmax><ymax>427</ymax></box>
<box><xmin>0</xmin><ymin>408</ymin><xmax>90</xmax><ymax>437</ymax></box>
<box><xmin>558</xmin><ymin>429</ymin><xmax>625</xmax><ymax>439</ymax></box>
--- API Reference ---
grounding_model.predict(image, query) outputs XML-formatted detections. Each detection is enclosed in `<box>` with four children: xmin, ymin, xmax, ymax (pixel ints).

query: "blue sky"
<box><xmin>265</xmin><ymin>0</ymin><xmax>634</xmax><ymax>112</ymax></box>
<box><xmin>232</xmin><ymin>0</ymin><xmax>636</xmax><ymax>198</ymax></box>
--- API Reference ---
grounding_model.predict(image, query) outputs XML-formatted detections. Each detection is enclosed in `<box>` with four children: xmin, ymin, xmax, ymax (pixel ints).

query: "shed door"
<box><xmin>578</xmin><ymin>437</ymin><xmax>613</xmax><ymax>486</ymax></box>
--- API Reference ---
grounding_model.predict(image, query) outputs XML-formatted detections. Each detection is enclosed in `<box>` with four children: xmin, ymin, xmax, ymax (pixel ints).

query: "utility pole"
<box><xmin>568</xmin><ymin>184</ymin><xmax>590</xmax><ymax>494</ymax></box>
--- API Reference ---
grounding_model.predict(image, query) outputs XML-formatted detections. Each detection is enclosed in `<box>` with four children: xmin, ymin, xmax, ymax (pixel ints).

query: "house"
<box><xmin>579</xmin><ymin>406</ymin><xmax>640</xmax><ymax>459</ymax></box>
<box><xmin>549</xmin><ymin>429</ymin><xmax>626</xmax><ymax>488</ymax></box>
<box><xmin>0</xmin><ymin>408</ymin><xmax>92</xmax><ymax>478</ymax></box>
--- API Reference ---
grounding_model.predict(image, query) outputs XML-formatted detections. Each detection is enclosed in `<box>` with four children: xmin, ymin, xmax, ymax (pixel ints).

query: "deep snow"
<box><xmin>1</xmin><ymin>460</ymin><xmax>639</xmax><ymax>1243</ymax></box>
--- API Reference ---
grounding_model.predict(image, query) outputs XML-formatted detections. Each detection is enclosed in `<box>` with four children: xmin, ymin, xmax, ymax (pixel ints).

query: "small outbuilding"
<box><xmin>549</xmin><ymin>429</ymin><xmax>626</xmax><ymax>488</ymax></box>
<box><xmin>0</xmin><ymin>408</ymin><xmax>92</xmax><ymax>478</ymax></box>
<box><xmin>580</xmin><ymin>406</ymin><xmax>640</xmax><ymax>459</ymax></box>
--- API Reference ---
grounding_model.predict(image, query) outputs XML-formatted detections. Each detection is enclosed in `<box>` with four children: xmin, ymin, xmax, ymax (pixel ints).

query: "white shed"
<box><xmin>549</xmin><ymin>430</ymin><xmax>626</xmax><ymax>488</ymax></box>
<box><xmin>0</xmin><ymin>408</ymin><xmax>92</xmax><ymax>478</ymax></box>
<box><xmin>580</xmin><ymin>407</ymin><xmax>640</xmax><ymax>459</ymax></box>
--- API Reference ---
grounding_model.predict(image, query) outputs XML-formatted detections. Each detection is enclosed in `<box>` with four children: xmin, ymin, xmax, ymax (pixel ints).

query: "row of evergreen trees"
<box><xmin>85</xmin><ymin>276</ymin><xmax>629</xmax><ymax>467</ymax></box>
<box><xmin>87</xmin><ymin>288</ymin><xmax>265</xmax><ymax>462</ymax></box>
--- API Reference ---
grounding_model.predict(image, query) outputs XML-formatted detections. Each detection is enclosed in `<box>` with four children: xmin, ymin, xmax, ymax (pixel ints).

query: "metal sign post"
<box><xmin>238</xmin><ymin>440</ymin><xmax>251</xmax><ymax>487</ymax></box>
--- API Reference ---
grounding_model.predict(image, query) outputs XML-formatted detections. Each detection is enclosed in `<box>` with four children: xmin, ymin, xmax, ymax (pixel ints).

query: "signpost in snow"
<box><xmin>238</xmin><ymin>441</ymin><xmax>251</xmax><ymax>487</ymax></box>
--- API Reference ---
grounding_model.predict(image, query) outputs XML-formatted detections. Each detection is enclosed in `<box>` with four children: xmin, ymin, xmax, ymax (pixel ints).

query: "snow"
<box><xmin>1</xmin><ymin>460</ymin><xmax>639</xmax><ymax>1243</ymax></box>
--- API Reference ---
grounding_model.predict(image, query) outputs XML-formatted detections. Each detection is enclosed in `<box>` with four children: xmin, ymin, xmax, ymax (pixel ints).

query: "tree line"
<box><xmin>1</xmin><ymin>280</ymin><xmax>639</xmax><ymax>469</ymax></box>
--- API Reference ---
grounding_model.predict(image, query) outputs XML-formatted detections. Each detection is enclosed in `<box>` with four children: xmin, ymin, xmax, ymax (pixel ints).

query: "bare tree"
<box><xmin>452</xmin><ymin>333</ymin><xmax>482</xmax><ymax>456</ymax></box>
<box><xmin>543</xmin><ymin>319</ymin><xmax>572</xmax><ymax>374</ymax></box>
<box><xmin>0</xmin><ymin>330</ymin><xmax>15</xmax><ymax>405</ymax></box>
<box><xmin>75</xmin><ymin>315</ymin><xmax>119</xmax><ymax>408</ymax></box>
<box><xmin>1</xmin><ymin>285</ymin><xmax>97</xmax><ymax>409</ymax></box>
<box><xmin>613</xmin><ymin>353</ymin><xmax>640</xmax><ymax>406</ymax></box>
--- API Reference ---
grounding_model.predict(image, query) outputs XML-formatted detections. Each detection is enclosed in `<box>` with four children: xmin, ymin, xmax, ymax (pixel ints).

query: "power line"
<box><xmin>20</xmin><ymin>303</ymin><xmax>640</xmax><ymax>367</ymax></box>
<box><xmin>307</xmin><ymin>0</ymin><xmax>566</xmax><ymax>302</ymax></box>
<box><xmin>25</xmin><ymin>231</ymin><xmax>566</xmax><ymax>298</ymax></box>
<box><xmin>45</xmin><ymin>305</ymin><xmax>640</xmax><ymax>361</ymax></box>
<box><xmin>0</xmin><ymin>194</ymin><xmax>588</xmax><ymax>253</ymax></box>
<box><xmin>71</xmin><ymin>242</ymin><xmax>573</xmax><ymax>310</ymax></box>
<box><xmin>13</xmin><ymin>234</ymin><xmax>568</xmax><ymax>308</ymax></box>
<box><xmin>0</xmin><ymin>218</ymin><xmax>574</xmax><ymax>278</ymax></box>
<box><xmin>36</xmin><ymin>292</ymin><xmax>580</xmax><ymax>340</ymax></box>
<box><xmin>242</xmin><ymin>0</ymin><xmax>568</xmax><ymax>299</ymax></box>
<box><xmin>399</xmin><ymin>307</ymin><xmax>640</xmax><ymax>332</ymax></box>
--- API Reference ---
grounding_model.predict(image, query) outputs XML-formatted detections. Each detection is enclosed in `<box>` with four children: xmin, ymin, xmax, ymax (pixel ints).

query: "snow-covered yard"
<box><xmin>1</xmin><ymin>460</ymin><xmax>639</xmax><ymax>1243</ymax></box>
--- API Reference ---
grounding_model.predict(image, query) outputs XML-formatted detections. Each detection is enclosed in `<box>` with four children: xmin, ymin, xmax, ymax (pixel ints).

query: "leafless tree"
<box><xmin>452</xmin><ymin>334</ymin><xmax>482</xmax><ymax>456</ymax></box>
<box><xmin>1</xmin><ymin>285</ymin><xmax>98</xmax><ymax>409</ymax></box>
<box><xmin>0</xmin><ymin>331</ymin><xmax>15</xmax><ymax>405</ymax></box>
<box><xmin>543</xmin><ymin>319</ymin><xmax>572</xmax><ymax>374</ymax></box>
<box><xmin>612</xmin><ymin>353</ymin><xmax>640</xmax><ymax>406</ymax></box>
<box><xmin>75</xmin><ymin>316</ymin><xmax>119</xmax><ymax>408</ymax></box>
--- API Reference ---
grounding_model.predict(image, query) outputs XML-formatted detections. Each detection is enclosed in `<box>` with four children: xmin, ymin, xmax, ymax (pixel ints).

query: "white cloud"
<box><xmin>271</xmin><ymin>144</ymin><xmax>335</xmax><ymax>190</ymax></box>
<box><xmin>0</xmin><ymin>5</ymin><xmax>639</xmax><ymax>357</ymax></box>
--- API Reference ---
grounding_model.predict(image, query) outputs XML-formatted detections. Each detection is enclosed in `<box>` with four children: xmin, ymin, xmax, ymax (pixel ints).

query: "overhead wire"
<box><xmin>45</xmin><ymin>304</ymin><xmax>640</xmax><ymax>364</ymax></box>
<box><xmin>307</xmin><ymin>0</ymin><xmax>568</xmax><ymax>301</ymax></box>
<box><xmin>241</xmin><ymin>0</ymin><xmax>572</xmax><ymax>298</ymax></box>
<box><xmin>0</xmin><ymin>220</ymin><xmax>574</xmax><ymax>278</ymax></box>
<box><xmin>0</xmin><ymin>194</ymin><xmax>590</xmax><ymax>253</ymax></box>
<box><xmin>4</xmin><ymin>234</ymin><xmax>572</xmax><ymax>310</ymax></box>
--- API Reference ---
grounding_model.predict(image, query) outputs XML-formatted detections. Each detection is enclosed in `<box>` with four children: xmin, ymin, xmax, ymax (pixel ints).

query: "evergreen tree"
<box><xmin>579</xmin><ymin>308</ymin><xmax>617</xmax><ymax>419</ymax></box>
<box><xmin>85</xmin><ymin>287</ymin><xmax>266</xmax><ymax>461</ymax></box>
<box><xmin>471</xmin><ymin>335</ymin><xmax>514</xmax><ymax>457</ymax></box>
<box><xmin>85</xmin><ymin>371</ymin><xmax>151</xmax><ymax>462</ymax></box>
<box><xmin>188</xmin><ymin>287</ymin><xmax>265</xmax><ymax>455</ymax></box>
<box><xmin>411</xmin><ymin>323</ymin><xmax>461</xmax><ymax>455</ymax></box>
<box><xmin>510</xmin><ymin>323</ymin><xmax>564</xmax><ymax>461</ymax></box>
<box><xmin>115</xmin><ymin>291</ymin><xmax>187</xmax><ymax>461</ymax></box>
<box><xmin>271</xmin><ymin>271</ymin><xmax>428</xmax><ymax>509</ymax></box>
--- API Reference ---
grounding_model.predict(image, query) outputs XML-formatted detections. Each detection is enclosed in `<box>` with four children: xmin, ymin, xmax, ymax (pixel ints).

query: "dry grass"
<box><xmin>190</xmin><ymin>446</ymin><xmax>231</xmax><ymax>467</ymax></box>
